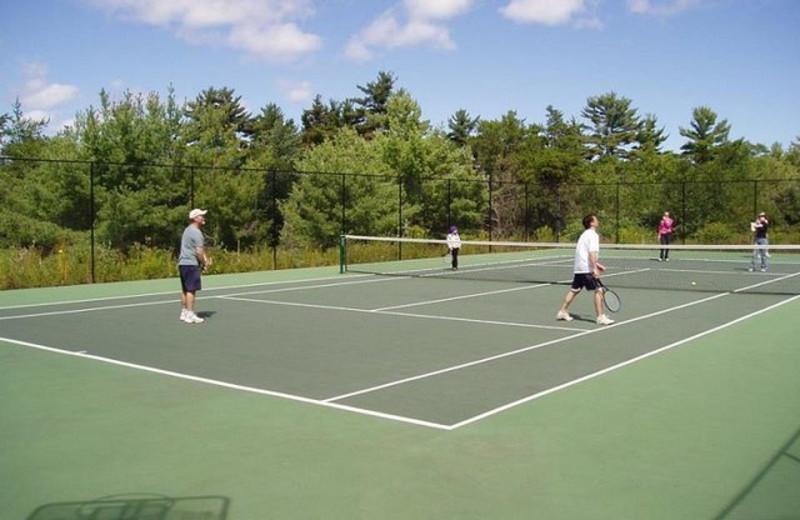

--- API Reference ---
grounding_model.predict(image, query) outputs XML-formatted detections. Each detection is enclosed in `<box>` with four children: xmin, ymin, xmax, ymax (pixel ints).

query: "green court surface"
<box><xmin>2</xmin><ymin>265</ymin><xmax>800</xmax><ymax>519</ymax></box>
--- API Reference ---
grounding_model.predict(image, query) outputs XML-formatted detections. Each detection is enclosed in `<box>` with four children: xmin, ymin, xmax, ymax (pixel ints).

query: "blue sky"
<box><xmin>1</xmin><ymin>0</ymin><xmax>798</xmax><ymax>151</ymax></box>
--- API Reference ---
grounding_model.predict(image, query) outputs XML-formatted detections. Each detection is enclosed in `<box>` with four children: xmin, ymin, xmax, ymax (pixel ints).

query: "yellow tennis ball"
<box><xmin>691</xmin><ymin>281</ymin><xmax>697</xmax><ymax>286</ymax></box>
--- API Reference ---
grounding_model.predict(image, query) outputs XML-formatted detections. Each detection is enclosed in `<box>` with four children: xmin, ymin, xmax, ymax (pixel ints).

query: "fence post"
<box><xmin>615</xmin><ymin>181</ymin><xmax>621</xmax><ymax>244</ymax></box>
<box><xmin>681</xmin><ymin>181</ymin><xmax>686</xmax><ymax>244</ymax></box>
<box><xmin>447</xmin><ymin>178</ymin><xmax>452</xmax><ymax>231</ymax></box>
<box><xmin>271</xmin><ymin>169</ymin><xmax>278</xmax><ymax>270</ymax></box>
<box><xmin>340</xmin><ymin>173</ymin><xmax>346</xmax><ymax>235</ymax></box>
<box><xmin>89</xmin><ymin>161</ymin><xmax>96</xmax><ymax>283</ymax></box>
<box><xmin>398</xmin><ymin>175</ymin><xmax>403</xmax><ymax>260</ymax></box>
<box><xmin>190</xmin><ymin>166</ymin><xmax>195</xmax><ymax>209</ymax></box>
<box><xmin>524</xmin><ymin>182</ymin><xmax>530</xmax><ymax>241</ymax></box>
<box><xmin>556</xmin><ymin>184</ymin><xmax>561</xmax><ymax>243</ymax></box>
<box><xmin>753</xmin><ymin>180</ymin><xmax>758</xmax><ymax>217</ymax></box>
<box><xmin>488</xmin><ymin>172</ymin><xmax>493</xmax><ymax>250</ymax></box>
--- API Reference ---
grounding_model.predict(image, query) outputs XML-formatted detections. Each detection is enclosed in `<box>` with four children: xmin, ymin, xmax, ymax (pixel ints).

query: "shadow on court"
<box><xmin>714</xmin><ymin>426</ymin><xmax>800</xmax><ymax>519</ymax></box>
<box><xmin>27</xmin><ymin>493</ymin><xmax>230</xmax><ymax>519</ymax></box>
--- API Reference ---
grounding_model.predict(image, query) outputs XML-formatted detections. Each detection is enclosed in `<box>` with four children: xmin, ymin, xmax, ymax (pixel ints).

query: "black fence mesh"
<box><xmin>1</xmin><ymin>156</ymin><xmax>798</xmax><ymax>285</ymax></box>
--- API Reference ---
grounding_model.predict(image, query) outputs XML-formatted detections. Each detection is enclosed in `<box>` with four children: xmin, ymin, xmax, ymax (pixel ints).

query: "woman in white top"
<box><xmin>446</xmin><ymin>225</ymin><xmax>461</xmax><ymax>270</ymax></box>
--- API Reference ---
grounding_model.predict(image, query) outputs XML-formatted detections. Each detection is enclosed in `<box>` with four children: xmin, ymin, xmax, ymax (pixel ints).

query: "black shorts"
<box><xmin>570</xmin><ymin>273</ymin><xmax>598</xmax><ymax>292</ymax></box>
<box><xmin>179</xmin><ymin>265</ymin><xmax>202</xmax><ymax>292</ymax></box>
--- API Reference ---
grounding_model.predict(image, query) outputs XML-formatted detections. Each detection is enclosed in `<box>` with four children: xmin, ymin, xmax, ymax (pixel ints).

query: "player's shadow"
<box><xmin>196</xmin><ymin>310</ymin><xmax>217</xmax><ymax>319</ymax></box>
<box><xmin>570</xmin><ymin>314</ymin><xmax>599</xmax><ymax>324</ymax></box>
<box><xmin>27</xmin><ymin>493</ymin><xmax>230</xmax><ymax>519</ymax></box>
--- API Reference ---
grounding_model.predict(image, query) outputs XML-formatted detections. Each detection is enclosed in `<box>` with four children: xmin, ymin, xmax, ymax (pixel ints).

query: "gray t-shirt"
<box><xmin>178</xmin><ymin>225</ymin><xmax>204</xmax><ymax>266</ymax></box>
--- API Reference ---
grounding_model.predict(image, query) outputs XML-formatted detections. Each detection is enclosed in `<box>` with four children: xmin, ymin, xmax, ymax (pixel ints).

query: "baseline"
<box><xmin>0</xmin><ymin>336</ymin><xmax>451</xmax><ymax>431</ymax></box>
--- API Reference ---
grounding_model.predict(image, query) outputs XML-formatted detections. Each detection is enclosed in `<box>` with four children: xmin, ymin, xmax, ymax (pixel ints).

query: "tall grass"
<box><xmin>0</xmin><ymin>244</ymin><xmax>340</xmax><ymax>290</ymax></box>
<box><xmin>3</xmin><ymin>224</ymin><xmax>799</xmax><ymax>290</ymax></box>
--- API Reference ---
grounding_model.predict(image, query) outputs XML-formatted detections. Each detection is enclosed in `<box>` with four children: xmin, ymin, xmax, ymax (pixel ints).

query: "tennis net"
<box><xmin>340</xmin><ymin>235</ymin><xmax>800</xmax><ymax>295</ymax></box>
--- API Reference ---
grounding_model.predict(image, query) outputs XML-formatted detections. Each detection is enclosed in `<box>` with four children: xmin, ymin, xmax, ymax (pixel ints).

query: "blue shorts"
<box><xmin>570</xmin><ymin>273</ymin><xmax>599</xmax><ymax>292</ymax></box>
<box><xmin>179</xmin><ymin>265</ymin><xmax>202</xmax><ymax>292</ymax></box>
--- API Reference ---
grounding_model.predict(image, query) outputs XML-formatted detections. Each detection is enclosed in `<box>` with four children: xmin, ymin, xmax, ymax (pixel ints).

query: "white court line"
<box><xmin>448</xmin><ymin>293</ymin><xmax>800</xmax><ymax>430</ymax></box>
<box><xmin>0</xmin><ymin>298</ymin><xmax>179</xmax><ymax>321</ymax></box>
<box><xmin>322</xmin><ymin>292</ymin><xmax>729</xmax><ymax>403</ymax></box>
<box><xmin>0</xmin><ymin>275</ymin><xmax>404</xmax><ymax>321</ymax></box>
<box><xmin>0</xmin><ymin>336</ymin><xmax>451</xmax><ymax>431</ymax></box>
<box><xmin>218</xmin><ymin>296</ymin><xmax>584</xmax><ymax>332</ymax></box>
<box><xmin>0</xmin><ymin>273</ymin><xmax>372</xmax><ymax>311</ymax></box>
<box><xmin>372</xmin><ymin>267</ymin><xmax>651</xmax><ymax>312</ymax></box>
<box><xmin>372</xmin><ymin>283</ymin><xmax>552</xmax><ymax>312</ymax></box>
<box><xmin>733</xmin><ymin>271</ymin><xmax>800</xmax><ymax>292</ymax></box>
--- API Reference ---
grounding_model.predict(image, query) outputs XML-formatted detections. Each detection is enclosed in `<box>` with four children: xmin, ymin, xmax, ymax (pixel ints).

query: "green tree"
<box><xmin>519</xmin><ymin>106</ymin><xmax>587</xmax><ymax>236</ymax></box>
<box><xmin>353</xmin><ymin>71</ymin><xmax>397</xmax><ymax>138</ymax></box>
<box><xmin>282</xmin><ymin>127</ymin><xmax>396</xmax><ymax>248</ymax></box>
<box><xmin>582</xmin><ymin>92</ymin><xmax>641</xmax><ymax>161</ymax></box>
<box><xmin>300</xmin><ymin>95</ymin><xmax>356</xmax><ymax>147</ymax></box>
<box><xmin>471</xmin><ymin>111</ymin><xmax>532</xmax><ymax>236</ymax></box>
<box><xmin>631</xmin><ymin>114</ymin><xmax>668</xmax><ymax>159</ymax></box>
<box><xmin>447</xmin><ymin>109</ymin><xmax>480</xmax><ymax>147</ymax></box>
<box><xmin>679</xmin><ymin>106</ymin><xmax>731</xmax><ymax>164</ymax></box>
<box><xmin>381</xmin><ymin>91</ymin><xmax>484</xmax><ymax>235</ymax></box>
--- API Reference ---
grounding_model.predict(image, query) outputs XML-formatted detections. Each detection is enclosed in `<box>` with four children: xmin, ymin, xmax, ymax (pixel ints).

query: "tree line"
<box><xmin>1</xmin><ymin>70</ymin><xmax>799</xmax><ymax>256</ymax></box>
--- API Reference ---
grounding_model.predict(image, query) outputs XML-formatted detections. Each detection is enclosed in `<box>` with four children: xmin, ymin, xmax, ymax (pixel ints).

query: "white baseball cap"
<box><xmin>189</xmin><ymin>208</ymin><xmax>208</xmax><ymax>220</ymax></box>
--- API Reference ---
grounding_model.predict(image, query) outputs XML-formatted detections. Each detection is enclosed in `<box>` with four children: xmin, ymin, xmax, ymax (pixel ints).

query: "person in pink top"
<box><xmin>657</xmin><ymin>211</ymin><xmax>674</xmax><ymax>262</ymax></box>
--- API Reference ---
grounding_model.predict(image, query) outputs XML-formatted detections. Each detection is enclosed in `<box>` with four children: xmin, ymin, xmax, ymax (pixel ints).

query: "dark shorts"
<box><xmin>570</xmin><ymin>273</ymin><xmax>599</xmax><ymax>292</ymax></box>
<box><xmin>179</xmin><ymin>265</ymin><xmax>202</xmax><ymax>292</ymax></box>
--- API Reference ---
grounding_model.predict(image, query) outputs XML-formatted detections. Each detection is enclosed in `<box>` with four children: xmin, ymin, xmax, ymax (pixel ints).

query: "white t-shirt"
<box><xmin>446</xmin><ymin>232</ymin><xmax>461</xmax><ymax>250</ymax></box>
<box><xmin>573</xmin><ymin>228</ymin><xmax>599</xmax><ymax>273</ymax></box>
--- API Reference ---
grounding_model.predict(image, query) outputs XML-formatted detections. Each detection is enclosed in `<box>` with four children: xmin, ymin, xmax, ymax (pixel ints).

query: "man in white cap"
<box><xmin>178</xmin><ymin>208</ymin><xmax>210</xmax><ymax>323</ymax></box>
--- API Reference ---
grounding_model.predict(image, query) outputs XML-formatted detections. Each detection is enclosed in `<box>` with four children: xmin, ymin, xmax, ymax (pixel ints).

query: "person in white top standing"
<box><xmin>446</xmin><ymin>225</ymin><xmax>461</xmax><ymax>270</ymax></box>
<box><xmin>556</xmin><ymin>214</ymin><xmax>614</xmax><ymax>326</ymax></box>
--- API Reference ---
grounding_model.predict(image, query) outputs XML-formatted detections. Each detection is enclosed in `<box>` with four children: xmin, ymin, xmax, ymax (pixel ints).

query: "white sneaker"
<box><xmin>556</xmin><ymin>310</ymin><xmax>574</xmax><ymax>321</ymax></box>
<box><xmin>596</xmin><ymin>315</ymin><xmax>615</xmax><ymax>326</ymax></box>
<box><xmin>184</xmin><ymin>313</ymin><xmax>204</xmax><ymax>324</ymax></box>
<box><xmin>180</xmin><ymin>310</ymin><xmax>188</xmax><ymax>322</ymax></box>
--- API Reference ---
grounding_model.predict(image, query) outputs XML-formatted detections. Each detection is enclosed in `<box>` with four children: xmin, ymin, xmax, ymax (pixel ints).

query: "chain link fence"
<box><xmin>2</xmin><ymin>156</ymin><xmax>798</xmax><ymax>284</ymax></box>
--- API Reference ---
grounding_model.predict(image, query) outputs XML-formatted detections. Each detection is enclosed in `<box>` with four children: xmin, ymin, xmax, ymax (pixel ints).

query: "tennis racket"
<box><xmin>595</xmin><ymin>278</ymin><xmax>621</xmax><ymax>313</ymax></box>
<box><xmin>443</xmin><ymin>251</ymin><xmax>452</xmax><ymax>267</ymax></box>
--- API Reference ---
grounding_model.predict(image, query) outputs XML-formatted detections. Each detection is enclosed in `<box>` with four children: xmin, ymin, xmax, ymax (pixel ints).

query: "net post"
<box><xmin>339</xmin><ymin>234</ymin><xmax>347</xmax><ymax>274</ymax></box>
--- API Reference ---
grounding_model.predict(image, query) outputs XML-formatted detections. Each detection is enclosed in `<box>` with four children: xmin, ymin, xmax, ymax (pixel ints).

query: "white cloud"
<box><xmin>345</xmin><ymin>1</ymin><xmax>475</xmax><ymax>62</ymax></box>
<box><xmin>227</xmin><ymin>22</ymin><xmax>321</xmax><ymax>61</ymax></box>
<box><xmin>499</xmin><ymin>0</ymin><xmax>589</xmax><ymax>25</ymax></box>
<box><xmin>84</xmin><ymin>0</ymin><xmax>321</xmax><ymax>61</ymax></box>
<box><xmin>275</xmin><ymin>79</ymin><xmax>313</xmax><ymax>102</ymax></box>
<box><xmin>404</xmin><ymin>0</ymin><xmax>473</xmax><ymax>20</ymax></box>
<box><xmin>16</xmin><ymin>62</ymin><xmax>79</xmax><ymax>123</ymax></box>
<box><xmin>22</xmin><ymin>83</ymin><xmax>80</xmax><ymax>111</ymax></box>
<box><xmin>627</xmin><ymin>0</ymin><xmax>698</xmax><ymax>16</ymax></box>
<box><xmin>24</xmin><ymin>110</ymin><xmax>52</xmax><ymax>123</ymax></box>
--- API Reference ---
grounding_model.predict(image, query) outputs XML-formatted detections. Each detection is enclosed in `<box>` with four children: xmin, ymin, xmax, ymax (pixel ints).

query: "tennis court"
<box><xmin>3</xmin><ymin>244</ymin><xmax>800</xmax><ymax>519</ymax></box>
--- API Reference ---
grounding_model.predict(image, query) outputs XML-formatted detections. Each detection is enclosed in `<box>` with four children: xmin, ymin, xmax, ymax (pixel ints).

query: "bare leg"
<box><xmin>594</xmin><ymin>289</ymin><xmax>604</xmax><ymax>318</ymax></box>
<box><xmin>559</xmin><ymin>290</ymin><xmax>579</xmax><ymax>313</ymax></box>
<box><xmin>185</xmin><ymin>291</ymin><xmax>196</xmax><ymax>313</ymax></box>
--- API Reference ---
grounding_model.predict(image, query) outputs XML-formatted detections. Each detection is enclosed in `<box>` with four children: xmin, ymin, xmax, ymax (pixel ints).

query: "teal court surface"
<box><xmin>2</xmin><ymin>258</ymin><xmax>800</xmax><ymax>519</ymax></box>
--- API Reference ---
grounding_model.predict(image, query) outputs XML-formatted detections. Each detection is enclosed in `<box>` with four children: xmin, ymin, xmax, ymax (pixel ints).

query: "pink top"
<box><xmin>658</xmin><ymin>217</ymin><xmax>674</xmax><ymax>235</ymax></box>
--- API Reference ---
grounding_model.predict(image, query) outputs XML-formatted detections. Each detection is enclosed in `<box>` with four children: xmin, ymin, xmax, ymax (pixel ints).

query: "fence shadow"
<box><xmin>714</xmin><ymin>426</ymin><xmax>800</xmax><ymax>519</ymax></box>
<box><xmin>27</xmin><ymin>493</ymin><xmax>230</xmax><ymax>520</ymax></box>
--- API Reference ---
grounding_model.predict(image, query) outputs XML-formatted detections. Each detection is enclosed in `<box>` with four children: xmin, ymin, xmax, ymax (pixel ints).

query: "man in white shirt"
<box><xmin>556</xmin><ymin>214</ymin><xmax>614</xmax><ymax>326</ymax></box>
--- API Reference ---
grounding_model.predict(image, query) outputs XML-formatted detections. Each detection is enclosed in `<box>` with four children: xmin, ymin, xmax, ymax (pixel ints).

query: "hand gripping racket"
<box><xmin>595</xmin><ymin>278</ymin><xmax>621</xmax><ymax>313</ymax></box>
